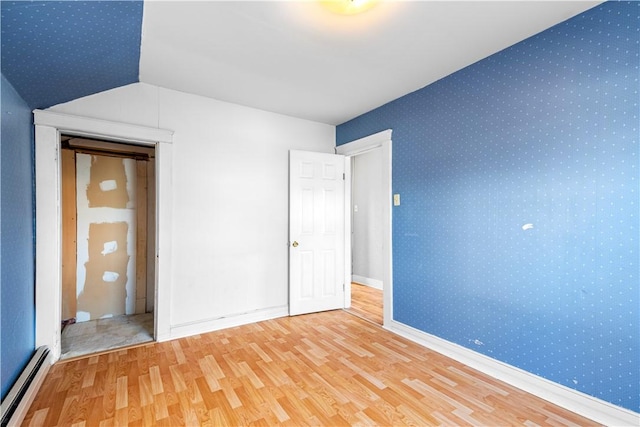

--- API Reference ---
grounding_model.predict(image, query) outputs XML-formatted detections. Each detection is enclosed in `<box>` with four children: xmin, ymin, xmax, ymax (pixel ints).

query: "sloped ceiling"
<box><xmin>140</xmin><ymin>1</ymin><xmax>600</xmax><ymax>125</ymax></box>
<box><xmin>1</xmin><ymin>1</ymin><xmax>143</xmax><ymax>110</ymax></box>
<box><xmin>2</xmin><ymin>1</ymin><xmax>600</xmax><ymax>125</ymax></box>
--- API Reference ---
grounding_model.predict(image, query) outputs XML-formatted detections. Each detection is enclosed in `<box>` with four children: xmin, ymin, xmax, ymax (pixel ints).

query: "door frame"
<box><xmin>33</xmin><ymin>109</ymin><xmax>174</xmax><ymax>360</ymax></box>
<box><xmin>337</xmin><ymin>129</ymin><xmax>393</xmax><ymax>328</ymax></box>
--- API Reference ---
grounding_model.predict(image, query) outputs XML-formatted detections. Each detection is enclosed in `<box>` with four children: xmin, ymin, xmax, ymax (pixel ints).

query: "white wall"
<box><xmin>351</xmin><ymin>148</ymin><xmax>384</xmax><ymax>288</ymax></box>
<box><xmin>49</xmin><ymin>82</ymin><xmax>335</xmax><ymax>333</ymax></box>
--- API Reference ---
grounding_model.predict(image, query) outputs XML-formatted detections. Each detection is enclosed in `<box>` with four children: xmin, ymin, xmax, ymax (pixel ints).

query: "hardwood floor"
<box><xmin>23</xmin><ymin>310</ymin><xmax>598</xmax><ymax>426</ymax></box>
<box><xmin>346</xmin><ymin>283</ymin><xmax>383</xmax><ymax>325</ymax></box>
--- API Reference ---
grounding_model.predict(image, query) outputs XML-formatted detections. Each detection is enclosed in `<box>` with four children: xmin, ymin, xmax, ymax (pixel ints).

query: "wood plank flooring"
<box><xmin>346</xmin><ymin>283</ymin><xmax>383</xmax><ymax>325</ymax></box>
<box><xmin>23</xmin><ymin>310</ymin><xmax>598</xmax><ymax>426</ymax></box>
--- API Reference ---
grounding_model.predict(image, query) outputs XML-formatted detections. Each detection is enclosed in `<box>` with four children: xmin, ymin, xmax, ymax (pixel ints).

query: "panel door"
<box><xmin>289</xmin><ymin>150</ymin><xmax>345</xmax><ymax>316</ymax></box>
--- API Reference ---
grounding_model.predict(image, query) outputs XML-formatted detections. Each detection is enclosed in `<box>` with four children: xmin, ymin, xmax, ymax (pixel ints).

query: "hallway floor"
<box><xmin>346</xmin><ymin>282</ymin><xmax>383</xmax><ymax>325</ymax></box>
<box><xmin>61</xmin><ymin>312</ymin><xmax>154</xmax><ymax>360</ymax></box>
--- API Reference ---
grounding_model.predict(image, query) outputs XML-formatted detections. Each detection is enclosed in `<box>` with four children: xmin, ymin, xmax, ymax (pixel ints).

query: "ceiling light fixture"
<box><xmin>320</xmin><ymin>0</ymin><xmax>379</xmax><ymax>16</ymax></box>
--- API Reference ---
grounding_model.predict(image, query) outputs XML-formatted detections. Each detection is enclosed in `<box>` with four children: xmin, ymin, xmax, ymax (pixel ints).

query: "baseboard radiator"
<box><xmin>0</xmin><ymin>346</ymin><xmax>51</xmax><ymax>427</ymax></box>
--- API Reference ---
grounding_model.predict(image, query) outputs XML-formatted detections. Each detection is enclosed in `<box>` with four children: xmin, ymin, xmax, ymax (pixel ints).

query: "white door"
<box><xmin>289</xmin><ymin>150</ymin><xmax>345</xmax><ymax>316</ymax></box>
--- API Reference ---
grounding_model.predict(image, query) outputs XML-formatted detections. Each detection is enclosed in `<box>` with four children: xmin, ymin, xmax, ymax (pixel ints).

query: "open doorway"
<box><xmin>337</xmin><ymin>129</ymin><xmax>393</xmax><ymax>327</ymax></box>
<box><xmin>347</xmin><ymin>149</ymin><xmax>384</xmax><ymax>324</ymax></box>
<box><xmin>60</xmin><ymin>136</ymin><xmax>156</xmax><ymax>359</ymax></box>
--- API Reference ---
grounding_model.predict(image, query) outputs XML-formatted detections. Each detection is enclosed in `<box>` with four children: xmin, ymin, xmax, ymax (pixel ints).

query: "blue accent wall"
<box><xmin>0</xmin><ymin>74</ymin><xmax>36</xmax><ymax>399</ymax></box>
<box><xmin>1</xmin><ymin>1</ymin><xmax>143</xmax><ymax>109</ymax></box>
<box><xmin>337</xmin><ymin>2</ymin><xmax>639</xmax><ymax>412</ymax></box>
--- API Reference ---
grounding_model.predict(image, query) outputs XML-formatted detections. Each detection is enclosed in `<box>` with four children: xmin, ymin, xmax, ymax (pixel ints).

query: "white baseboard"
<box><xmin>0</xmin><ymin>346</ymin><xmax>52</xmax><ymax>427</ymax></box>
<box><xmin>165</xmin><ymin>306</ymin><xmax>289</xmax><ymax>341</ymax></box>
<box><xmin>387</xmin><ymin>320</ymin><xmax>639</xmax><ymax>427</ymax></box>
<box><xmin>352</xmin><ymin>275</ymin><xmax>383</xmax><ymax>290</ymax></box>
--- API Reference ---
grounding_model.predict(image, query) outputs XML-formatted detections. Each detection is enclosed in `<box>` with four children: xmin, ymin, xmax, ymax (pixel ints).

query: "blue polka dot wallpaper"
<box><xmin>0</xmin><ymin>1</ymin><xmax>143</xmax><ymax>109</ymax></box>
<box><xmin>337</xmin><ymin>2</ymin><xmax>639</xmax><ymax>412</ymax></box>
<box><xmin>0</xmin><ymin>74</ymin><xmax>36</xmax><ymax>400</ymax></box>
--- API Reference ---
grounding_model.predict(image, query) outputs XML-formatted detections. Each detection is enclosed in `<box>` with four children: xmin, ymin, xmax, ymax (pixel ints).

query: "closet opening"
<box><xmin>60</xmin><ymin>136</ymin><xmax>156</xmax><ymax>359</ymax></box>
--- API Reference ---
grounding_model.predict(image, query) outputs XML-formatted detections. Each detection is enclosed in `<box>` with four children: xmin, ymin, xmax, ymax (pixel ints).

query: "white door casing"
<box><xmin>337</xmin><ymin>129</ymin><xmax>393</xmax><ymax>327</ymax></box>
<box><xmin>289</xmin><ymin>150</ymin><xmax>345</xmax><ymax>316</ymax></box>
<box><xmin>33</xmin><ymin>109</ymin><xmax>173</xmax><ymax>360</ymax></box>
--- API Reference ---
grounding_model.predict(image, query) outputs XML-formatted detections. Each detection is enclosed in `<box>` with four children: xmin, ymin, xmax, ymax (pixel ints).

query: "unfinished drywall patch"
<box><xmin>77</xmin><ymin>222</ymin><xmax>129</xmax><ymax>319</ymax></box>
<box><xmin>87</xmin><ymin>155</ymin><xmax>129</xmax><ymax>208</ymax></box>
<box><xmin>76</xmin><ymin>153</ymin><xmax>137</xmax><ymax>321</ymax></box>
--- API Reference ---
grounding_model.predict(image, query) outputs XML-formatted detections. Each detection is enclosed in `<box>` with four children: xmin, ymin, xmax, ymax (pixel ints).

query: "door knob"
<box><xmin>292</xmin><ymin>241</ymin><xmax>299</xmax><ymax>247</ymax></box>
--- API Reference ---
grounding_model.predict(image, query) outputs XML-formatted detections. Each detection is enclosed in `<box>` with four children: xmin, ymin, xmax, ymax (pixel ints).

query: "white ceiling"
<box><xmin>140</xmin><ymin>1</ymin><xmax>600</xmax><ymax>125</ymax></box>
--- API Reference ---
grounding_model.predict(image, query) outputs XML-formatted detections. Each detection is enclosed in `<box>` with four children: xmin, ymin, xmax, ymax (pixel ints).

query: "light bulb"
<box><xmin>320</xmin><ymin>0</ymin><xmax>379</xmax><ymax>16</ymax></box>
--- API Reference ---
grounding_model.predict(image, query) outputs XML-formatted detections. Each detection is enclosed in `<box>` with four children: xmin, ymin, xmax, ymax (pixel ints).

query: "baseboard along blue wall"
<box><xmin>337</xmin><ymin>2</ymin><xmax>639</xmax><ymax>412</ymax></box>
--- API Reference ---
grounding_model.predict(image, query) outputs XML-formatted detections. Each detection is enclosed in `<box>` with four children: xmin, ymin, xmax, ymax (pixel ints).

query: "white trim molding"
<box><xmin>337</xmin><ymin>129</ymin><xmax>393</xmax><ymax>328</ymax></box>
<box><xmin>0</xmin><ymin>346</ymin><xmax>51</xmax><ymax>427</ymax></box>
<box><xmin>352</xmin><ymin>275</ymin><xmax>383</xmax><ymax>290</ymax></box>
<box><xmin>337</xmin><ymin>129</ymin><xmax>392</xmax><ymax>156</ymax></box>
<box><xmin>33</xmin><ymin>109</ymin><xmax>174</xmax><ymax>359</ymax></box>
<box><xmin>33</xmin><ymin>110</ymin><xmax>173</xmax><ymax>144</ymax></box>
<box><xmin>387</xmin><ymin>319</ymin><xmax>640</xmax><ymax>427</ymax></box>
<box><xmin>168</xmin><ymin>306</ymin><xmax>289</xmax><ymax>341</ymax></box>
